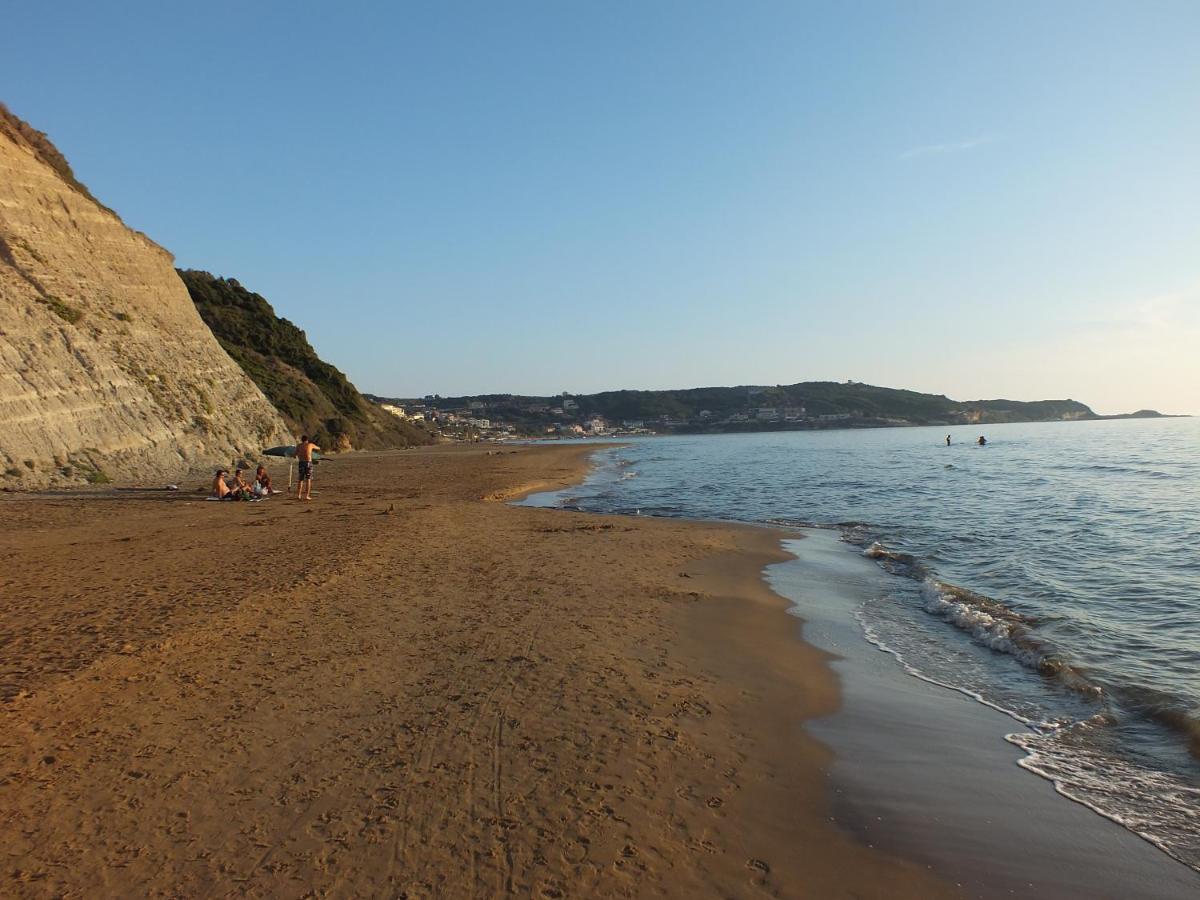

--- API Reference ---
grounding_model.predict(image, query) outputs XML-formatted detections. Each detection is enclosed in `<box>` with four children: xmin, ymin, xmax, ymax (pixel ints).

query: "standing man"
<box><xmin>945</xmin><ymin>434</ymin><xmax>951</xmax><ymax>446</ymax></box>
<box><xmin>295</xmin><ymin>434</ymin><xmax>320</xmax><ymax>501</ymax></box>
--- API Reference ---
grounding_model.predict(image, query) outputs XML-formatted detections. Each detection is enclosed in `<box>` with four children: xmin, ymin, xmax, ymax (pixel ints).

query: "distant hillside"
<box><xmin>379</xmin><ymin>381</ymin><xmax>1114</xmax><ymax>435</ymax></box>
<box><xmin>576</xmin><ymin>382</ymin><xmax>1097</xmax><ymax>426</ymax></box>
<box><xmin>1105</xmin><ymin>409</ymin><xmax>1169</xmax><ymax>419</ymax></box>
<box><xmin>180</xmin><ymin>271</ymin><xmax>434</xmax><ymax>450</ymax></box>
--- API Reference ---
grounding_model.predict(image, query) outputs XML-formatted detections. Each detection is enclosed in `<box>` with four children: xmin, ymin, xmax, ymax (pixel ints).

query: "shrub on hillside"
<box><xmin>178</xmin><ymin>269</ymin><xmax>431</xmax><ymax>450</ymax></box>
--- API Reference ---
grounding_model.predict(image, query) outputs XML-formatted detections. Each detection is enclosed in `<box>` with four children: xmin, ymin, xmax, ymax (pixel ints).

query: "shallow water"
<box><xmin>522</xmin><ymin>417</ymin><xmax>1200</xmax><ymax>869</ymax></box>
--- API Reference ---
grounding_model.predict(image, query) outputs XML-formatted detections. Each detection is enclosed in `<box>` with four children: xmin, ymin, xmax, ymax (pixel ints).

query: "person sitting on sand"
<box><xmin>212</xmin><ymin>469</ymin><xmax>234</xmax><ymax>500</ymax></box>
<box><xmin>231</xmin><ymin>469</ymin><xmax>254</xmax><ymax>498</ymax></box>
<box><xmin>295</xmin><ymin>435</ymin><xmax>320</xmax><ymax>501</ymax></box>
<box><xmin>253</xmin><ymin>464</ymin><xmax>272</xmax><ymax>496</ymax></box>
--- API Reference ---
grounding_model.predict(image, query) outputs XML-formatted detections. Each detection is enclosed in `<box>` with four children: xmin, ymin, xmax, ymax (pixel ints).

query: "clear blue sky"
<box><xmin>4</xmin><ymin>1</ymin><xmax>1198</xmax><ymax>413</ymax></box>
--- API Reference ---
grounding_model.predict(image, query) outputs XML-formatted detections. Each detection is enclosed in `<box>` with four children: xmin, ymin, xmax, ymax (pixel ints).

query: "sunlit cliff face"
<box><xmin>0</xmin><ymin>110</ymin><xmax>291</xmax><ymax>487</ymax></box>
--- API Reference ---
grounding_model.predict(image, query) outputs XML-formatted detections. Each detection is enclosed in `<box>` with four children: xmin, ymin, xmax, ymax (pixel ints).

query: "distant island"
<box><xmin>366</xmin><ymin>382</ymin><xmax>1175</xmax><ymax>439</ymax></box>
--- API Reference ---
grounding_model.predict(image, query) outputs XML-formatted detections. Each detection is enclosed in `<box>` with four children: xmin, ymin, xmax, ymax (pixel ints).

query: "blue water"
<box><xmin>522</xmin><ymin>417</ymin><xmax>1200</xmax><ymax>869</ymax></box>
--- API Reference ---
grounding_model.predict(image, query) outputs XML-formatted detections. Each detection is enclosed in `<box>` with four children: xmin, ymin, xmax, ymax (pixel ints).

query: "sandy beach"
<box><xmin>0</xmin><ymin>444</ymin><xmax>952</xmax><ymax>898</ymax></box>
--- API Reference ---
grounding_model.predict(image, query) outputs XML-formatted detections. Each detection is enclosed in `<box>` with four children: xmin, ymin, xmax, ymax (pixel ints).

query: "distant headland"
<box><xmin>366</xmin><ymin>382</ymin><xmax>1181</xmax><ymax>439</ymax></box>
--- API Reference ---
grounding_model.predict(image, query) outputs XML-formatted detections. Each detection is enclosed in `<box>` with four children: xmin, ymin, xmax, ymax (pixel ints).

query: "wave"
<box><xmin>859</xmin><ymin>535</ymin><xmax>1200</xmax><ymax>835</ymax></box>
<box><xmin>853</xmin><ymin>606</ymin><xmax>1049</xmax><ymax>729</ymax></box>
<box><xmin>548</xmin><ymin>437</ymin><xmax>1200</xmax><ymax>871</ymax></box>
<box><xmin>862</xmin><ymin>541</ymin><xmax>1103</xmax><ymax>694</ymax></box>
<box><xmin>1055</xmin><ymin>463</ymin><xmax>1177</xmax><ymax>479</ymax></box>
<box><xmin>1107</xmin><ymin>683</ymin><xmax>1200</xmax><ymax>760</ymax></box>
<box><xmin>764</xmin><ymin>517</ymin><xmax>824</xmax><ymax>529</ymax></box>
<box><xmin>859</xmin><ymin>595</ymin><xmax>1200</xmax><ymax>873</ymax></box>
<box><xmin>1009</xmin><ymin>725</ymin><xmax>1200</xmax><ymax>871</ymax></box>
<box><xmin>860</xmin><ymin>539</ymin><xmax>1200</xmax><ymax>753</ymax></box>
<box><xmin>858</xmin><ymin>574</ymin><xmax>1200</xmax><ymax>873</ymax></box>
<box><xmin>863</xmin><ymin>541</ymin><xmax>925</xmax><ymax>576</ymax></box>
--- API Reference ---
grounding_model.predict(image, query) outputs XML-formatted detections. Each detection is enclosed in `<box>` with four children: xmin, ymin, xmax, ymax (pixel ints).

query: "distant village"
<box><xmin>369</xmin><ymin>391</ymin><xmax>863</xmax><ymax>441</ymax></box>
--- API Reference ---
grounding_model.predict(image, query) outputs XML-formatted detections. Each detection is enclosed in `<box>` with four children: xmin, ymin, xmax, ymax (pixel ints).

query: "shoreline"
<box><xmin>649</xmin><ymin>521</ymin><xmax>954</xmax><ymax>896</ymax></box>
<box><xmin>510</xmin><ymin>411</ymin><xmax>1190</xmax><ymax>446</ymax></box>
<box><xmin>525</xmin><ymin>446</ymin><xmax>1200</xmax><ymax>895</ymax></box>
<box><xmin>775</xmin><ymin>529</ymin><xmax>1200</xmax><ymax>897</ymax></box>
<box><xmin>1</xmin><ymin>443</ymin><xmax>952</xmax><ymax>897</ymax></box>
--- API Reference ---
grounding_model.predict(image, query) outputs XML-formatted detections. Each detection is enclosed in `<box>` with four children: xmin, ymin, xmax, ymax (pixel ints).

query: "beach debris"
<box><xmin>533</xmin><ymin>522</ymin><xmax>623</xmax><ymax>533</ymax></box>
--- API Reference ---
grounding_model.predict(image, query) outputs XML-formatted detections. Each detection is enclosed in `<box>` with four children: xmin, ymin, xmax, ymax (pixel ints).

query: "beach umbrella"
<box><xmin>261</xmin><ymin>445</ymin><xmax>321</xmax><ymax>489</ymax></box>
<box><xmin>262</xmin><ymin>445</ymin><xmax>323</xmax><ymax>459</ymax></box>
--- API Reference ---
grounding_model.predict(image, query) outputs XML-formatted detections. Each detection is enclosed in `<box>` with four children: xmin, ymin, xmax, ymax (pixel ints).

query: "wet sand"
<box><xmin>0</xmin><ymin>444</ymin><xmax>951</xmax><ymax>898</ymax></box>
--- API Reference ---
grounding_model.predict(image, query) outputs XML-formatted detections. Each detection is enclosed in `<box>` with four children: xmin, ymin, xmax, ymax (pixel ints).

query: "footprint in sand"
<box><xmin>561</xmin><ymin>838</ymin><xmax>590</xmax><ymax>864</ymax></box>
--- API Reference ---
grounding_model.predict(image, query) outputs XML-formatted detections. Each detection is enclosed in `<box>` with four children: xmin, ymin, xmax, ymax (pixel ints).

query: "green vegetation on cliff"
<box><xmin>179</xmin><ymin>270</ymin><xmax>433</xmax><ymax>450</ymax></box>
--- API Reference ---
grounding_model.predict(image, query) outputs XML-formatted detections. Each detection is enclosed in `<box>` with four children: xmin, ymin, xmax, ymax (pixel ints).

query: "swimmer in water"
<box><xmin>946</xmin><ymin>435</ymin><xmax>951</xmax><ymax>446</ymax></box>
<box><xmin>977</xmin><ymin>435</ymin><xmax>987</xmax><ymax>446</ymax></box>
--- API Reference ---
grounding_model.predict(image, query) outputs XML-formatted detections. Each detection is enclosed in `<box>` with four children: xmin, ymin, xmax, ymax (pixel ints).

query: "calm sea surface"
<box><xmin>522</xmin><ymin>417</ymin><xmax>1200</xmax><ymax>870</ymax></box>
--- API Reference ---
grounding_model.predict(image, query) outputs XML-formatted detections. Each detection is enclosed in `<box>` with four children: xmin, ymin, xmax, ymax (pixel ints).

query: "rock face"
<box><xmin>0</xmin><ymin>105</ymin><xmax>291</xmax><ymax>487</ymax></box>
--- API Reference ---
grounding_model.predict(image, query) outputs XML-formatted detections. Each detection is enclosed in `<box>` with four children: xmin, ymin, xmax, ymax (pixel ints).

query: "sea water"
<box><xmin>521</xmin><ymin>417</ymin><xmax>1200</xmax><ymax>870</ymax></box>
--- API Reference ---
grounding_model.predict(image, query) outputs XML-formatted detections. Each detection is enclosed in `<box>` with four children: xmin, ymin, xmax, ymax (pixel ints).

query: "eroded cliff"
<box><xmin>0</xmin><ymin>104</ymin><xmax>291</xmax><ymax>487</ymax></box>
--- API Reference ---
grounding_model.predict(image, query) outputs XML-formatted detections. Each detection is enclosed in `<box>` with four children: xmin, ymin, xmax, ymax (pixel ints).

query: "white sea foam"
<box><xmin>542</xmin><ymin>426</ymin><xmax>1200</xmax><ymax>874</ymax></box>
<box><xmin>863</xmin><ymin>540</ymin><xmax>1054</xmax><ymax>670</ymax></box>
<box><xmin>856</xmin><ymin>598</ymin><xmax>1200</xmax><ymax>873</ymax></box>
<box><xmin>918</xmin><ymin>579</ymin><xmax>1041</xmax><ymax>664</ymax></box>
<box><xmin>853</xmin><ymin>604</ymin><xmax>1045</xmax><ymax>729</ymax></box>
<box><xmin>1008</xmin><ymin>727</ymin><xmax>1200</xmax><ymax>871</ymax></box>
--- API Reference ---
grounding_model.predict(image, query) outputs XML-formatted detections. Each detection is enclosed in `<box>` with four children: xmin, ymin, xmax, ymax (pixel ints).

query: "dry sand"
<box><xmin>0</xmin><ymin>444</ymin><xmax>952</xmax><ymax>898</ymax></box>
